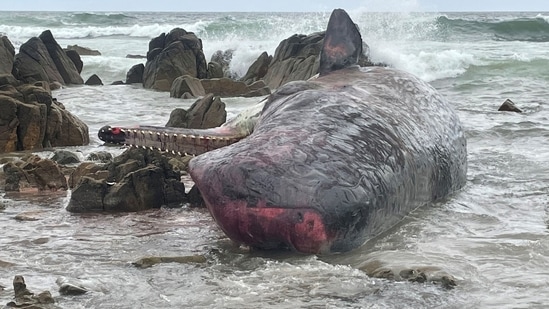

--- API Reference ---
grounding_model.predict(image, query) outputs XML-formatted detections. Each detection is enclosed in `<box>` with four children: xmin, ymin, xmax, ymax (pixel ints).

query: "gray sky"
<box><xmin>2</xmin><ymin>0</ymin><xmax>549</xmax><ymax>12</ymax></box>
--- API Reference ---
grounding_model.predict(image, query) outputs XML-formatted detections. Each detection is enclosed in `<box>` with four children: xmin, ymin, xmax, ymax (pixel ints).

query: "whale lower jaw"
<box><xmin>203</xmin><ymin>197</ymin><xmax>335</xmax><ymax>254</ymax></box>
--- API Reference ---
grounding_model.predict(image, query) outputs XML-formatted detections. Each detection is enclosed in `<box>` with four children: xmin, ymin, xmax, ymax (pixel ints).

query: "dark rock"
<box><xmin>85</xmin><ymin>74</ymin><xmax>103</xmax><ymax>86</ymax></box>
<box><xmin>13</xmin><ymin>31</ymin><xmax>84</xmax><ymax>85</ymax></box>
<box><xmin>3</xmin><ymin>162</ymin><xmax>25</xmax><ymax>191</ymax></box>
<box><xmin>111</xmin><ymin>80</ymin><xmax>125</xmax><ymax>85</ymax></box>
<box><xmin>165</xmin><ymin>108</ymin><xmax>187</xmax><ymax>127</ymax></box>
<box><xmin>39</xmin><ymin>30</ymin><xmax>83</xmax><ymax>84</ymax></box>
<box><xmin>68</xmin><ymin>162</ymin><xmax>106</xmax><ymax>188</ymax></box>
<box><xmin>166</xmin><ymin>93</ymin><xmax>226</xmax><ymax>129</ymax></box>
<box><xmin>51</xmin><ymin>149</ymin><xmax>80</xmax><ymax>165</ymax></box>
<box><xmin>0</xmin><ymin>74</ymin><xmax>19</xmax><ymax>86</ymax></box>
<box><xmin>86</xmin><ymin>151</ymin><xmax>113</xmax><ymax>163</ymax></box>
<box><xmin>66</xmin><ymin>44</ymin><xmax>101</xmax><ymax>56</ymax></box>
<box><xmin>0</xmin><ymin>95</ymin><xmax>19</xmax><ymax>153</ymax></box>
<box><xmin>45</xmin><ymin>99</ymin><xmax>90</xmax><ymax>148</ymax></box>
<box><xmin>201</xmin><ymin>77</ymin><xmax>268</xmax><ymax>97</ymax></box>
<box><xmin>13</xmin><ymin>36</ymin><xmax>65</xmax><ymax>84</ymax></box>
<box><xmin>143</xmin><ymin>29</ymin><xmax>208</xmax><ymax>91</ymax></box>
<box><xmin>498</xmin><ymin>98</ymin><xmax>522</xmax><ymax>113</ymax></box>
<box><xmin>67</xmin><ymin>176</ymin><xmax>106</xmax><ymax>211</ymax></box>
<box><xmin>170</xmin><ymin>75</ymin><xmax>205</xmax><ymax>98</ymax></box>
<box><xmin>0</xmin><ymin>84</ymin><xmax>88</xmax><ymax>153</ymax></box>
<box><xmin>67</xmin><ymin>148</ymin><xmax>186</xmax><ymax>212</ymax></box>
<box><xmin>126</xmin><ymin>54</ymin><xmax>146</xmax><ymax>59</ymax></box>
<box><xmin>3</xmin><ymin>155</ymin><xmax>68</xmax><ymax>191</ymax></box>
<box><xmin>240</xmin><ymin>51</ymin><xmax>271</xmax><ymax>84</ymax></box>
<box><xmin>126</xmin><ymin>63</ymin><xmax>144</xmax><ymax>84</ymax></box>
<box><xmin>18</xmin><ymin>155</ymin><xmax>68</xmax><ymax>191</ymax></box>
<box><xmin>207</xmin><ymin>61</ymin><xmax>224</xmax><ymax>79</ymax></box>
<box><xmin>65</xmin><ymin>49</ymin><xmax>83</xmax><ymax>73</ymax></box>
<box><xmin>0</xmin><ymin>35</ymin><xmax>15</xmax><ymax>75</ymax></box>
<box><xmin>187</xmin><ymin>185</ymin><xmax>204</xmax><ymax>208</ymax></box>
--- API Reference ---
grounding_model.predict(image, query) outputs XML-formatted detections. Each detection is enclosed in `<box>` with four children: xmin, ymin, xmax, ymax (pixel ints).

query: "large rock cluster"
<box><xmin>130</xmin><ymin>28</ymin><xmax>375</xmax><ymax>98</ymax></box>
<box><xmin>0</xmin><ymin>32</ymin><xmax>89</xmax><ymax>154</ymax></box>
<box><xmin>0</xmin><ymin>82</ymin><xmax>89</xmax><ymax>152</ymax></box>
<box><xmin>142</xmin><ymin>28</ymin><xmax>208</xmax><ymax>91</ymax></box>
<box><xmin>67</xmin><ymin>148</ymin><xmax>187</xmax><ymax>212</ymax></box>
<box><xmin>12</xmin><ymin>30</ymin><xmax>84</xmax><ymax>85</ymax></box>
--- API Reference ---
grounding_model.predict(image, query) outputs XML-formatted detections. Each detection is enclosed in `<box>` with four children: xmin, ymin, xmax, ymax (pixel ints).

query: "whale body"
<box><xmin>99</xmin><ymin>9</ymin><xmax>467</xmax><ymax>254</ymax></box>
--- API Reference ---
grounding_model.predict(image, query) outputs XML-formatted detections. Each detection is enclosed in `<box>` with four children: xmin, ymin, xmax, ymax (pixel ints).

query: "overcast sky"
<box><xmin>2</xmin><ymin>0</ymin><xmax>549</xmax><ymax>12</ymax></box>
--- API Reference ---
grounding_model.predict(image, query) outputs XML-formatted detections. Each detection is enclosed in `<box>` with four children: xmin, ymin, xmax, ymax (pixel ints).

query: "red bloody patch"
<box><xmin>111</xmin><ymin>127</ymin><xmax>121</xmax><ymax>135</ymax></box>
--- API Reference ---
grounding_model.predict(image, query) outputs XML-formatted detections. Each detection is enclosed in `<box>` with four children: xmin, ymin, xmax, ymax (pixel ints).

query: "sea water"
<box><xmin>0</xmin><ymin>8</ymin><xmax>549</xmax><ymax>308</ymax></box>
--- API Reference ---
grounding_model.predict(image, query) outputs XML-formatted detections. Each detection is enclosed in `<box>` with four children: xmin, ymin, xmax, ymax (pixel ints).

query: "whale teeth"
<box><xmin>133</xmin><ymin>129</ymin><xmax>137</xmax><ymax>133</ymax></box>
<box><xmin>164</xmin><ymin>133</ymin><xmax>169</xmax><ymax>137</ymax></box>
<box><xmin>181</xmin><ymin>134</ymin><xmax>187</xmax><ymax>138</ymax></box>
<box><xmin>178</xmin><ymin>152</ymin><xmax>182</xmax><ymax>156</ymax></box>
<box><xmin>148</xmin><ymin>131</ymin><xmax>153</xmax><ymax>135</ymax></box>
<box><xmin>173</xmin><ymin>134</ymin><xmax>177</xmax><ymax>137</ymax></box>
<box><xmin>157</xmin><ymin>132</ymin><xmax>161</xmax><ymax>136</ymax></box>
<box><xmin>171</xmin><ymin>150</ymin><xmax>176</xmax><ymax>155</ymax></box>
<box><xmin>142</xmin><ymin>146</ymin><xmax>146</xmax><ymax>149</ymax></box>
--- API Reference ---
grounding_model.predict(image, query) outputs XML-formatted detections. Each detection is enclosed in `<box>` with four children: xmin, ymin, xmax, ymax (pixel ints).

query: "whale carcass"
<box><xmin>99</xmin><ymin>9</ymin><xmax>467</xmax><ymax>254</ymax></box>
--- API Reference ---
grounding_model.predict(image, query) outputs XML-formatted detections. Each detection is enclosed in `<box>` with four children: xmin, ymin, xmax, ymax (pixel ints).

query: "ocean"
<box><xmin>1</xmin><ymin>9</ymin><xmax>549</xmax><ymax>308</ymax></box>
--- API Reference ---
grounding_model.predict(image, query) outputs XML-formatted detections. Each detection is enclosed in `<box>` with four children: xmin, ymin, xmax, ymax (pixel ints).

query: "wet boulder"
<box><xmin>51</xmin><ymin>149</ymin><xmax>81</xmax><ymax>165</ymax></box>
<box><xmin>170</xmin><ymin>75</ymin><xmax>205</xmax><ymax>98</ymax></box>
<box><xmin>39</xmin><ymin>30</ymin><xmax>83</xmax><ymax>84</ymax></box>
<box><xmin>498</xmin><ymin>98</ymin><xmax>522</xmax><ymax>113</ymax></box>
<box><xmin>3</xmin><ymin>155</ymin><xmax>68</xmax><ymax>192</ymax></box>
<box><xmin>200</xmin><ymin>77</ymin><xmax>270</xmax><ymax>97</ymax></box>
<box><xmin>0</xmin><ymin>35</ymin><xmax>15</xmax><ymax>75</ymax></box>
<box><xmin>67</xmin><ymin>148</ymin><xmax>187</xmax><ymax>212</ymax></box>
<box><xmin>143</xmin><ymin>28</ymin><xmax>207</xmax><ymax>91</ymax></box>
<box><xmin>13</xmin><ymin>30</ymin><xmax>83</xmax><ymax>85</ymax></box>
<box><xmin>240</xmin><ymin>51</ymin><xmax>272</xmax><ymax>85</ymax></box>
<box><xmin>85</xmin><ymin>74</ymin><xmax>103</xmax><ymax>86</ymax></box>
<box><xmin>64</xmin><ymin>49</ymin><xmax>83</xmax><ymax>73</ymax></box>
<box><xmin>207</xmin><ymin>61</ymin><xmax>224</xmax><ymax>79</ymax></box>
<box><xmin>126</xmin><ymin>63</ymin><xmax>144</xmax><ymax>84</ymax></box>
<box><xmin>166</xmin><ymin>93</ymin><xmax>226</xmax><ymax>129</ymax></box>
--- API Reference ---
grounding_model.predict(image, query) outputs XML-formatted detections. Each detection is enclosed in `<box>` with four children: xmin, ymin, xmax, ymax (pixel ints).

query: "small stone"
<box><xmin>498</xmin><ymin>98</ymin><xmax>522</xmax><ymax>113</ymax></box>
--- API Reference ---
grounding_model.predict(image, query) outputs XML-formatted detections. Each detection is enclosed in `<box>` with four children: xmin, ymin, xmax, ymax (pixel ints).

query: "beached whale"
<box><xmin>99</xmin><ymin>9</ymin><xmax>467</xmax><ymax>254</ymax></box>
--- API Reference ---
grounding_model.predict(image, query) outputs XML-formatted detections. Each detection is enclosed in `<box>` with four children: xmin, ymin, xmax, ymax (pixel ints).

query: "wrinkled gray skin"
<box><xmin>188</xmin><ymin>65</ymin><xmax>467</xmax><ymax>254</ymax></box>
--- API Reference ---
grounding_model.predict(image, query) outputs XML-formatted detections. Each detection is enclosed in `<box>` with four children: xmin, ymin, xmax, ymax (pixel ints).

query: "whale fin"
<box><xmin>319</xmin><ymin>9</ymin><xmax>363</xmax><ymax>76</ymax></box>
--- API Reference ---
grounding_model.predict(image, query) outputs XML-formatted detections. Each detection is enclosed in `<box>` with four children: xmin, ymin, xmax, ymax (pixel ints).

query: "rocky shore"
<box><xmin>0</xmin><ymin>23</ymin><xmax>377</xmax><ymax>211</ymax></box>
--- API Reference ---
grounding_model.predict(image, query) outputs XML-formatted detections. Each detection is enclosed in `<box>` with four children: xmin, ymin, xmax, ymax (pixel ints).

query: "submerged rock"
<box><xmin>132</xmin><ymin>255</ymin><xmax>207</xmax><ymax>268</ymax></box>
<box><xmin>358</xmin><ymin>257</ymin><xmax>457</xmax><ymax>290</ymax></box>
<box><xmin>498</xmin><ymin>98</ymin><xmax>522</xmax><ymax>113</ymax></box>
